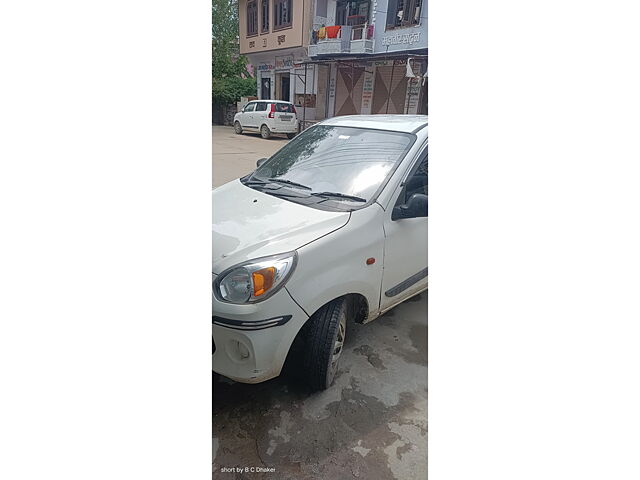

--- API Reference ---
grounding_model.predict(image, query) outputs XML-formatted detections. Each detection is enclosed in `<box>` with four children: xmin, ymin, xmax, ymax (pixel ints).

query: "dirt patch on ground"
<box><xmin>353</xmin><ymin>344</ymin><xmax>387</xmax><ymax>370</ymax></box>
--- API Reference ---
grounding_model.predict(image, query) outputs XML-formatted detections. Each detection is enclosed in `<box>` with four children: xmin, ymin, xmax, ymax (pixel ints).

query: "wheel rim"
<box><xmin>235</xmin><ymin>123</ymin><xmax>241</xmax><ymax>132</ymax></box>
<box><xmin>262</xmin><ymin>126</ymin><xmax>268</xmax><ymax>136</ymax></box>
<box><xmin>330</xmin><ymin>314</ymin><xmax>346</xmax><ymax>375</ymax></box>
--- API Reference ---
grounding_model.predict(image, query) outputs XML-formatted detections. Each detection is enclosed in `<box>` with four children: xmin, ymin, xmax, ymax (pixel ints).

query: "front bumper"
<box><xmin>212</xmin><ymin>283</ymin><xmax>308</xmax><ymax>384</ymax></box>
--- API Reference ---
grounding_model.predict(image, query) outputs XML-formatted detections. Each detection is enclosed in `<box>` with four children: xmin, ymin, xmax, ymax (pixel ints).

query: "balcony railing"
<box><xmin>309</xmin><ymin>24</ymin><xmax>374</xmax><ymax>56</ymax></box>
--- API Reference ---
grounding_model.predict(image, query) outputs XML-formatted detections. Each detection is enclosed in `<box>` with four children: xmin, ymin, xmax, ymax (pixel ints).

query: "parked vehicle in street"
<box><xmin>233</xmin><ymin>100</ymin><xmax>299</xmax><ymax>140</ymax></box>
<box><xmin>213</xmin><ymin>115</ymin><xmax>428</xmax><ymax>390</ymax></box>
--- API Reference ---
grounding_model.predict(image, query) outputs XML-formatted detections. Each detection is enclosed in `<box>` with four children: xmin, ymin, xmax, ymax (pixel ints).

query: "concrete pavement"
<box><xmin>212</xmin><ymin>125</ymin><xmax>289</xmax><ymax>188</ymax></box>
<box><xmin>213</xmin><ymin>295</ymin><xmax>428</xmax><ymax>480</ymax></box>
<box><xmin>212</xmin><ymin>125</ymin><xmax>428</xmax><ymax>479</ymax></box>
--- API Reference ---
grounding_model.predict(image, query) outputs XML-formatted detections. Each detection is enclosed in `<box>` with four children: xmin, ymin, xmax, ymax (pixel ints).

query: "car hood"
<box><xmin>212</xmin><ymin>180</ymin><xmax>350</xmax><ymax>273</ymax></box>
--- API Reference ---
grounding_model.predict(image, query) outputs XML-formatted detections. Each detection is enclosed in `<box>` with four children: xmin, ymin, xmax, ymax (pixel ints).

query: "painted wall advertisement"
<box><xmin>275</xmin><ymin>55</ymin><xmax>294</xmax><ymax>70</ymax></box>
<box><xmin>327</xmin><ymin>68</ymin><xmax>337</xmax><ymax>117</ymax></box>
<box><xmin>360</xmin><ymin>68</ymin><xmax>375</xmax><ymax>115</ymax></box>
<box><xmin>258</xmin><ymin>62</ymin><xmax>275</xmax><ymax>72</ymax></box>
<box><xmin>404</xmin><ymin>63</ymin><xmax>424</xmax><ymax>114</ymax></box>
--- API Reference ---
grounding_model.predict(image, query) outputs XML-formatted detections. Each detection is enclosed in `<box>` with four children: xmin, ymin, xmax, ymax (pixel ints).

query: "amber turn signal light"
<box><xmin>252</xmin><ymin>267</ymin><xmax>277</xmax><ymax>296</ymax></box>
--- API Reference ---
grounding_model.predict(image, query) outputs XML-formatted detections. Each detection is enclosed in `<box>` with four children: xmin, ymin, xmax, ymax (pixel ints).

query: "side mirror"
<box><xmin>256</xmin><ymin>157</ymin><xmax>268</xmax><ymax>168</ymax></box>
<box><xmin>392</xmin><ymin>193</ymin><xmax>428</xmax><ymax>220</ymax></box>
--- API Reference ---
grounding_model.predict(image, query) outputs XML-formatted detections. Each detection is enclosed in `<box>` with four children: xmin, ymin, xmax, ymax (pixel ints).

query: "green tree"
<box><xmin>212</xmin><ymin>0</ymin><xmax>256</xmax><ymax>103</ymax></box>
<box><xmin>212</xmin><ymin>76</ymin><xmax>257</xmax><ymax>105</ymax></box>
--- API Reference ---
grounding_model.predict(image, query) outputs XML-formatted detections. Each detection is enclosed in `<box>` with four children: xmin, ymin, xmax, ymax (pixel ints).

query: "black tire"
<box><xmin>286</xmin><ymin>132</ymin><xmax>296</xmax><ymax>140</ymax></box>
<box><xmin>302</xmin><ymin>298</ymin><xmax>348</xmax><ymax>391</ymax></box>
<box><xmin>260</xmin><ymin>124</ymin><xmax>271</xmax><ymax>139</ymax></box>
<box><xmin>234</xmin><ymin>121</ymin><xmax>243</xmax><ymax>134</ymax></box>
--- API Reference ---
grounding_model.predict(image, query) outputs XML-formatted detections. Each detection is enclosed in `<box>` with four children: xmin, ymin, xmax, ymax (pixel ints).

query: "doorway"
<box><xmin>277</xmin><ymin>73</ymin><xmax>290</xmax><ymax>102</ymax></box>
<box><xmin>261</xmin><ymin>77</ymin><xmax>271</xmax><ymax>100</ymax></box>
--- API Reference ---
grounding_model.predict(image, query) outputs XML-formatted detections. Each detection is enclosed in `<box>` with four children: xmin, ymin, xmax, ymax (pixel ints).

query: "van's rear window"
<box><xmin>275</xmin><ymin>103</ymin><xmax>294</xmax><ymax>113</ymax></box>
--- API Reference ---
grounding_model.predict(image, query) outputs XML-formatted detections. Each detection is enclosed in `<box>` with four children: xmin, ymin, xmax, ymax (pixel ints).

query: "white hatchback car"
<box><xmin>233</xmin><ymin>100</ymin><xmax>299</xmax><ymax>139</ymax></box>
<box><xmin>213</xmin><ymin>115</ymin><xmax>428</xmax><ymax>390</ymax></box>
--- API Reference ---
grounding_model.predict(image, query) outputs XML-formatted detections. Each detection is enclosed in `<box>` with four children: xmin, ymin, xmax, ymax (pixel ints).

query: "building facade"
<box><xmin>238</xmin><ymin>0</ymin><xmax>427</xmax><ymax>125</ymax></box>
<box><xmin>308</xmin><ymin>0</ymin><xmax>427</xmax><ymax>119</ymax></box>
<box><xmin>238</xmin><ymin>0</ymin><xmax>320</xmax><ymax>122</ymax></box>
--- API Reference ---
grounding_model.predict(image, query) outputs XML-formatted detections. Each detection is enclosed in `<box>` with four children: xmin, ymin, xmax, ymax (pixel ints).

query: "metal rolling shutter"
<box><xmin>372</xmin><ymin>64</ymin><xmax>408</xmax><ymax>114</ymax></box>
<box><xmin>335</xmin><ymin>65</ymin><xmax>365</xmax><ymax>116</ymax></box>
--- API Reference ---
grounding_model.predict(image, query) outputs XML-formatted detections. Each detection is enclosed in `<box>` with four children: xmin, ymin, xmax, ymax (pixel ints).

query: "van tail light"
<box><xmin>268</xmin><ymin>103</ymin><xmax>275</xmax><ymax>118</ymax></box>
<box><xmin>292</xmin><ymin>105</ymin><xmax>297</xmax><ymax>114</ymax></box>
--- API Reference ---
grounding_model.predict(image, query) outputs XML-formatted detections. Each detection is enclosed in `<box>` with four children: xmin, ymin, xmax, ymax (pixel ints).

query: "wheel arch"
<box><xmin>282</xmin><ymin>292</ymin><xmax>369</xmax><ymax>381</ymax></box>
<box><xmin>289</xmin><ymin>293</ymin><xmax>369</xmax><ymax>349</ymax></box>
<box><xmin>305</xmin><ymin>292</ymin><xmax>369</xmax><ymax>325</ymax></box>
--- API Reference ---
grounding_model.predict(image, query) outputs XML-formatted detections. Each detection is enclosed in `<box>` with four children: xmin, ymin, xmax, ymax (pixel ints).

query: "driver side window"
<box><xmin>244</xmin><ymin>103</ymin><xmax>256</xmax><ymax>112</ymax></box>
<box><xmin>401</xmin><ymin>150</ymin><xmax>428</xmax><ymax>204</ymax></box>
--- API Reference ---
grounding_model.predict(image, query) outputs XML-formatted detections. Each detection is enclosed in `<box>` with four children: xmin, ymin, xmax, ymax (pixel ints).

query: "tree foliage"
<box><xmin>212</xmin><ymin>0</ymin><xmax>256</xmax><ymax>103</ymax></box>
<box><xmin>212</xmin><ymin>76</ymin><xmax>257</xmax><ymax>105</ymax></box>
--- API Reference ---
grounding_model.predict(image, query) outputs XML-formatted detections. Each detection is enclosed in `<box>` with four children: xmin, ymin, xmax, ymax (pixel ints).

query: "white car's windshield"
<box><xmin>246</xmin><ymin>125</ymin><xmax>414</xmax><ymax>209</ymax></box>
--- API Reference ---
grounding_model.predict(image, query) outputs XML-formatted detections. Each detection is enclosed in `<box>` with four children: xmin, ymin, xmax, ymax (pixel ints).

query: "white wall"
<box><xmin>372</xmin><ymin>0</ymin><xmax>428</xmax><ymax>54</ymax></box>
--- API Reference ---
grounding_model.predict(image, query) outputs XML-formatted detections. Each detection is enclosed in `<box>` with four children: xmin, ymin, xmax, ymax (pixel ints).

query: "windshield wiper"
<box><xmin>311</xmin><ymin>191</ymin><xmax>367</xmax><ymax>202</ymax></box>
<box><xmin>243</xmin><ymin>179</ymin><xmax>268</xmax><ymax>185</ymax></box>
<box><xmin>243</xmin><ymin>178</ymin><xmax>282</xmax><ymax>190</ymax></box>
<box><xmin>264</xmin><ymin>190</ymin><xmax>309</xmax><ymax>198</ymax></box>
<box><xmin>243</xmin><ymin>178</ymin><xmax>307</xmax><ymax>196</ymax></box>
<box><xmin>267</xmin><ymin>178</ymin><xmax>312</xmax><ymax>190</ymax></box>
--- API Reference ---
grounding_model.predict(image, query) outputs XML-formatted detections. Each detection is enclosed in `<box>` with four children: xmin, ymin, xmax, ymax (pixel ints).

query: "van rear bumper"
<box><xmin>270</xmin><ymin>123</ymin><xmax>298</xmax><ymax>133</ymax></box>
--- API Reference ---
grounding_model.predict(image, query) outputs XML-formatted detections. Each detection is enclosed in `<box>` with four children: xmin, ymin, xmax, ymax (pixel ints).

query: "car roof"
<box><xmin>318</xmin><ymin>115</ymin><xmax>428</xmax><ymax>134</ymax></box>
<box><xmin>249</xmin><ymin>99</ymin><xmax>292</xmax><ymax>104</ymax></box>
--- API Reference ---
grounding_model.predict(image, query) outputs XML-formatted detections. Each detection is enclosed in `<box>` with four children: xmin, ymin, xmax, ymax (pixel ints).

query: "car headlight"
<box><xmin>213</xmin><ymin>252</ymin><xmax>297</xmax><ymax>304</ymax></box>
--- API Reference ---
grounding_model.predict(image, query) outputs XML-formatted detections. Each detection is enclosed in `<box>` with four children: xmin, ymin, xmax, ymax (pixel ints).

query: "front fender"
<box><xmin>286</xmin><ymin>205</ymin><xmax>385</xmax><ymax>320</ymax></box>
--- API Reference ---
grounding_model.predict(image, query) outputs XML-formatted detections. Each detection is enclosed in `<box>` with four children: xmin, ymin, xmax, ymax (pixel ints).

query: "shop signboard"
<box><xmin>373</xmin><ymin>59</ymin><xmax>407</xmax><ymax>67</ymax></box>
<box><xmin>275</xmin><ymin>55</ymin><xmax>294</xmax><ymax>70</ymax></box>
<box><xmin>381</xmin><ymin>31</ymin><xmax>422</xmax><ymax>47</ymax></box>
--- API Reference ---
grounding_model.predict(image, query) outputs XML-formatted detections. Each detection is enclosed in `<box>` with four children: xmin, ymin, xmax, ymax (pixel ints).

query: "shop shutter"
<box><xmin>335</xmin><ymin>65</ymin><xmax>365</xmax><ymax>116</ymax></box>
<box><xmin>372</xmin><ymin>64</ymin><xmax>408</xmax><ymax>114</ymax></box>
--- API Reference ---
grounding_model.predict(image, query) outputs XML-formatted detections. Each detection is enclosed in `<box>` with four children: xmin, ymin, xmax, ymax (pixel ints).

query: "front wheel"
<box><xmin>260</xmin><ymin>124</ymin><xmax>271</xmax><ymax>139</ymax></box>
<box><xmin>234</xmin><ymin>121</ymin><xmax>243</xmax><ymax>134</ymax></box>
<box><xmin>302</xmin><ymin>298</ymin><xmax>348</xmax><ymax>391</ymax></box>
<box><xmin>286</xmin><ymin>132</ymin><xmax>296</xmax><ymax>140</ymax></box>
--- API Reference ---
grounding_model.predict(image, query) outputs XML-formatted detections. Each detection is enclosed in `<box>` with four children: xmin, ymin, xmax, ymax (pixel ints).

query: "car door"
<box><xmin>380</xmin><ymin>145</ymin><xmax>428</xmax><ymax>311</ymax></box>
<box><xmin>253</xmin><ymin>101</ymin><xmax>268</xmax><ymax>128</ymax></box>
<box><xmin>242</xmin><ymin>102</ymin><xmax>256</xmax><ymax>129</ymax></box>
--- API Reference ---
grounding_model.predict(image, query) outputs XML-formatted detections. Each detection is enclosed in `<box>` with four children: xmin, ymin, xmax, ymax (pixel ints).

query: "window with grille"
<box><xmin>335</xmin><ymin>0</ymin><xmax>370</xmax><ymax>26</ymax></box>
<box><xmin>273</xmin><ymin>0</ymin><xmax>292</xmax><ymax>30</ymax></box>
<box><xmin>247</xmin><ymin>0</ymin><xmax>258</xmax><ymax>36</ymax></box>
<box><xmin>386</xmin><ymin>0</ymin><xmax>422</xmax><ymax>29</ymax></box>
<box><xmin>261</xmin><ymin>0</ymin><xmax>269</xmax><ymax>33</ymax></box>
